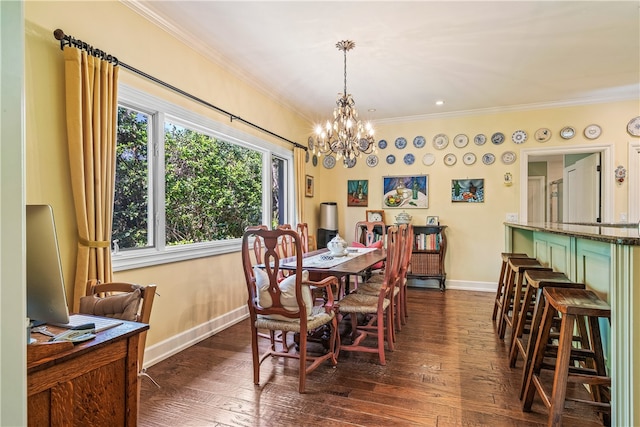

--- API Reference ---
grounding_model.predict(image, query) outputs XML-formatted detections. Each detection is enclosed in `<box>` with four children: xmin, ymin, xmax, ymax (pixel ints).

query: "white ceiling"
<box><xmin>124</xmin><ymin>1</ymin><xmax>640</xmax><ymax>124</ymax></box>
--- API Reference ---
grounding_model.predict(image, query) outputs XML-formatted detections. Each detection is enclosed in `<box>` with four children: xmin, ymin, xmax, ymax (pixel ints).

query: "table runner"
<box><xmin>282</xmin><ymin>247</ymin><xmax>377</xmax><ymax>269</ymax></box>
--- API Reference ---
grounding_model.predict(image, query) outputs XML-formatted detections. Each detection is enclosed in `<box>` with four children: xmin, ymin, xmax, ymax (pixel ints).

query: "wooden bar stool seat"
<box><xmin>498</xmin><ymin>258</ymin><xmax>551</xmax><ymax>342</ymax></box>
<box><xmin>509</xmin><ymin>270</ymin><xmax>586</xmax><ymax>398</ymax></box>
<box><xmin>522</xmin><ymin>287</ymin><xmax>611</xmax><ymax>427</ymax></box>
<box><xmin>492</xmin><ymin>252</ymin><xmax>529</xmax><ymax>321</ymax></box>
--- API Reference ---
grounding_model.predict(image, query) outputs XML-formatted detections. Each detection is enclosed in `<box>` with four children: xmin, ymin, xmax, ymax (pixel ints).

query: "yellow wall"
<box><xmin>25</xmin><ymin>1</ymin><xmax>639</xmax><ymax>356</ymax></box>
<box><xmin>311</xmin><ymin>100</ymin><xmax>639</xmax><ymax>285</ymax></box>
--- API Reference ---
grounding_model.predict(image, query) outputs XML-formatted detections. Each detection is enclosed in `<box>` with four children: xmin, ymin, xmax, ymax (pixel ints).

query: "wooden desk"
<box><xmin>27</xmin><ymin>320</ymin><xmax>148</xmax><ymax>426</ymax></box>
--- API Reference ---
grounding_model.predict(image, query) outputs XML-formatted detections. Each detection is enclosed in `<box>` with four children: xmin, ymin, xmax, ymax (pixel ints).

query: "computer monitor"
<box><xmin>26</xmin><ymin>204</ymin><xmax>70</xmax><ymax>325</ymax></box>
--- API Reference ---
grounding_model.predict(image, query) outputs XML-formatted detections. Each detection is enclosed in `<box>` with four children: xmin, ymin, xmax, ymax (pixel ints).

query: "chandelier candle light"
<box><xmin>311</xmin><ymin>40</ymin><xmax>375</xmax><ymax>167</ymax></box>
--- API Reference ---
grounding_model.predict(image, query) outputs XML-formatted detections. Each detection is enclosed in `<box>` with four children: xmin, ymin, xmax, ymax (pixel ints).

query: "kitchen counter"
<box><xmin>504</xmin><ymin>222</ymin><xmax>640</xmax><ymax>246</ymax></box>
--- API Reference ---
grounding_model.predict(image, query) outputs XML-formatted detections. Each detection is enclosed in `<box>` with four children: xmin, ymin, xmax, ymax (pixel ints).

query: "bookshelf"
<box><xmin>409</xmin><ymin>225</ymin><xmax>447</xmax><ymax>291</ymax></box>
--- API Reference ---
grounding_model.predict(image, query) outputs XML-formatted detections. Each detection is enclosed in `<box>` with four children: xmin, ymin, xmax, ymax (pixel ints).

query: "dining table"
<box><xmin>280</xmin><ymin>246</ymin><xmax>386</xmax><ymax>296</ymax></box>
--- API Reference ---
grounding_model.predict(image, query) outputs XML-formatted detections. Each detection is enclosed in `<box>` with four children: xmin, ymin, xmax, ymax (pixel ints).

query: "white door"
<box><xmin>528</xmin><ymin>176</ymin><xmax>546</xmax><ymax>222</ymax></box>
<box><xmin>564</xmin><ymin>153</ymin><xmax>601</xmax><ymax>222</ymax></box>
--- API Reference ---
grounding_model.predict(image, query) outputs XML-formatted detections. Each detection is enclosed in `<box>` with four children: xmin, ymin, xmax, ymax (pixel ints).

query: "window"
<box><xmin>113</xmin><ymin>85</ymin><xmax>293</xmax><ymax>270</ymax></box>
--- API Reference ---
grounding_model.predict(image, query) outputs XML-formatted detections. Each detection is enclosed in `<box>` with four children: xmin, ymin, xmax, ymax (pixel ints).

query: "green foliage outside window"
<box><xmin>113</xmin><ymin>107</ymin><xmax>263</xmax><ymax>250</ymax></box>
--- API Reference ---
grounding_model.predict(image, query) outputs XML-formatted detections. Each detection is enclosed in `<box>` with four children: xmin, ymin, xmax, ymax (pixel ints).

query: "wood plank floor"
<box><xmin>139</xmin><ymin>287</ymin><xmax>605</xmax><ymax>426</ymax></box>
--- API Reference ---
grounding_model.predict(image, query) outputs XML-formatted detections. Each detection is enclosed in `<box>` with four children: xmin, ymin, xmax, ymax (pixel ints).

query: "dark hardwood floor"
<box><xmin>139</xmin><ymin>287</ymin><xmax>605</xmax><ymax>426</ymax></box>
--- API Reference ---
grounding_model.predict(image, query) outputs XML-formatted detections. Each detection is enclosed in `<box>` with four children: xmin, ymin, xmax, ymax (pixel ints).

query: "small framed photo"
<box><xmin>366</xmin><ymin>210</ymin><xmax>386</xmax><ymax>223</ymax></box>
<box><xmin>427</xmin><ymin>216</ymin><xmax>439</xmax><ymax>225</ymax></box>
<box><xmin>305</xmin><ymin>175</ymin><xmax>314</xmax><ymax>197</ymax></box>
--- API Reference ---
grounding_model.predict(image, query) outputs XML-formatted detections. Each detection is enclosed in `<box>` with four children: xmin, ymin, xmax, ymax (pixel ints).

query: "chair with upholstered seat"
<box><xmin>82</xmin><ymin>279</ymin><xmax>157</xmax><ymax>386</ymax></box>
<box><xmin>337</xmin><ymin>225</ymin><xmax>400</xmax><ymax>365</ymax></box>
<box><xmin>242</xmin><ymin>226</ymin><xmax>340</xmax><ymax>393</ymax></box>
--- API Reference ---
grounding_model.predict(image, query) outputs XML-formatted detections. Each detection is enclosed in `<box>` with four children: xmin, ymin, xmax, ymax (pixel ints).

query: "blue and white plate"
<box><xmin>386</xmin><ymin>154</ymin><xmax>396</xmax><ymax>164</ymax></box>
<box><xmin>378</xmin><ymin>139</ymin><xmax>388</xmax><ymax>149</ymax></box>
<box><xmin>512</xmin><ymin>130</ymin><xmax>527</xmax><ymax>144</ymax></box>
<box><xmin>346</xmin><ymin>157</ymin><xmax>357</xmax><ymax>168</ymax></box>
<box><xmin>366</xmin><ymin>154</ymin><xmax>378</xmax><ymax>167</ymax></box>
<box><xmin>395</xmin><ymin>137</ymin><xmax>407</xmax><ymax>149</ymax></box>
<box><xmin>404</xmin><ymin>153</ymin><xmax>415</xmax><ymax>165</ymax></box>
<box><xmin>474</xmin><ymin>134</ymin><xmax>487</xmax><ymax>145</ymax></box>
<box><xmin>413</xmin><ymin>135</ymin><xmax>426</xmax><ymax>148</ymax></box>
<box><xmin>482</xmin><ymin>153</ymin><xmax>495</xmax><ymax>165</ymax></box>
<box><xmin>491</xmin><ymin>132</ymin><xmax>505</xmax><ymax>145</ymax></box>
<box><xmin>323</xmin><ymin>155</ymin><xmax>336</xmax><ymax>169</ymax></box>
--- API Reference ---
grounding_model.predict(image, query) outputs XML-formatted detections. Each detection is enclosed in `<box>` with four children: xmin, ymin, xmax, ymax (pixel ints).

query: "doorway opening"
<box><xmin>519</xmin><ymin>144</ymin><xmax>613</xmax><ymax>223</ymax></box>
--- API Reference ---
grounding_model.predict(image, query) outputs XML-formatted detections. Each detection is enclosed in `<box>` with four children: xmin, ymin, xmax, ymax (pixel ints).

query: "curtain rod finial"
<box><xmin>53</xmin><ymin>29</ymin><xmax>65</xmax><ymax>40</ymax></box>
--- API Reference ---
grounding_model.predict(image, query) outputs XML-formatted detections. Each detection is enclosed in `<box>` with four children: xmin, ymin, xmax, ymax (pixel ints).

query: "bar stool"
<box><xmin>498</xmin><ymin>258</ymin><xmax>551</xmax><ymax>343</ymax></box>
<box><xmin>508</xmin><ymin>270</ymin><xmax>585</xmax><ymax>398</ymax></box>
<box><xmin>522</xmin><ymin>287</ymin><xmax>611</xmax><ymax>427</ymax></box>
<box><xmin>492</xmin><ymin>252</ymin><xmax>529</xmax><ymax>321</ymax></box>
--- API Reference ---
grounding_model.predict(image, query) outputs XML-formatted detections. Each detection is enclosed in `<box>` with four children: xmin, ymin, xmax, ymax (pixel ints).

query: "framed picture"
<box><xmin>366</xmin><ymin>210</ymin><xmax>386</xmax><ymax>223</ymax></box>
<box><xmin>427</xmin><ymin>216</ymin><xmax>439</xmax><ymax>225</ymax></box>
<box><xmin>451</xmin><ymin>178</ymin><xmax>484</xmax><ymax>202</ymax></box>
<box><xmin>305</xmin><ymin>175</ymin><xmax>314</xmax><ymax>197</ymax></box>
<box><xmin>383</xmin><ymin>175</ymin><xmax>428</xmax><ymax>208</ymax></box>
<box><xmin>347</xmin><ymin>179</ymin><xmax>369</xmax><ymax>207</ymax></box>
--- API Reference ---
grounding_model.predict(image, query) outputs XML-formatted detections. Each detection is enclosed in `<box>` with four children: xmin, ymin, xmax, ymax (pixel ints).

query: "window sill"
<box><xmin>112</xmin><ymin>239</ymin><xmax>241</xmax><ymax>271</ymax></box>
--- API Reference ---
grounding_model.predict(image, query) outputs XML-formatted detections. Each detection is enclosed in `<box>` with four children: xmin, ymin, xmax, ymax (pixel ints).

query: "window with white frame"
<box><xmin>113</xmin><ymin>86</ymin><xmax>293</xmax><ymax>270</ymax></box>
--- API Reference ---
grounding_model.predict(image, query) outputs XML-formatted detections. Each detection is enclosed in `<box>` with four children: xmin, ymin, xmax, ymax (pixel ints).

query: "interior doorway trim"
<box><xmin>519</xmin><ymin>143</ymin><xmax>613</xmax><ymax>223</ymax></box>
<box><xmin>629</xmin><ymin>142</ymin><xmax>640</xmax><ymax>222</ymax></box>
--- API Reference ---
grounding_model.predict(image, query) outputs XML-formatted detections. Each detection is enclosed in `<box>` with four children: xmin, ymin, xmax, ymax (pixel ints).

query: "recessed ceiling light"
<box><xmin>435</xmin><ymin>100</ymin><xmax>445</xmax><ymax>106</ymax></box>
<box><xmin>368</xmin><ymin>109</ymin><xmax>376</xmax><ymax>112</ymax></box>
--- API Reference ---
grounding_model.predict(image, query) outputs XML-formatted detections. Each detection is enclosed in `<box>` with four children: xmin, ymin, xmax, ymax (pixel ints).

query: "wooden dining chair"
<box><xmin>359</xmin><ymin>224</ymin><xmax>412</xmax><ymax>331</ymax></box>
<box><xmin>81</xmin><ymin>279</ymin><xmax>158</xmax><ymax>386</ymax></box>
<box><xmin>297</xmin><ymin>223</ymin><xmax>310</xmax><ymax>253</ymax></box>
<box><xmin>337</xmin><ymin>225</ymin><xmax>401</xmax><ymax>365</ymax></box>
<box><xmin>351</xmin><ymin>221</ymin><xmax>386</xmax><ymax>288</ymax></box>
<box><xmin>242</xmin><ymin>226</ymin><xmax>340</xmax><ymax>393</ymax></box>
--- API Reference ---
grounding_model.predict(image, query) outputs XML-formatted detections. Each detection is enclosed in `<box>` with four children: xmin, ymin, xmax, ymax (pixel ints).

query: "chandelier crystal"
<box><xmin>311</xmin><ymin>40</ymin><xmax>375</xmax><ymax>167</ymax></box>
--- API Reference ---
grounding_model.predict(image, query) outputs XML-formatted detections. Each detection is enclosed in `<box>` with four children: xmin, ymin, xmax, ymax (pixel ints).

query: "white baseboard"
<box><xmin>408</xmin><ymin>278</ymin><xmax>495</xmax><ymax>292</ymax></box>
<box><xmin>143</xmin><ymin>305</ymin><xmax>249</xmax><ymax>369</ymax></box>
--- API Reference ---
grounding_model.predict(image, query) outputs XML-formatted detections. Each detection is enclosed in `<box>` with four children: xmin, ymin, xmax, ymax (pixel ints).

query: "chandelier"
<box><xmin>310</xmin><ymin>40</ymin><xmax>375</xmax><ymax>166</ymax></box>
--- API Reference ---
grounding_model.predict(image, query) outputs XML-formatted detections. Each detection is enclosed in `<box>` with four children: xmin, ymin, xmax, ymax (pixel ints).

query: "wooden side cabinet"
<box><xmin>409</xmin><ymin>225</ymin><xmax>447</xmax><ymax>291</ymax></box>
<box><xmin>27</xmin><ymin>321</ymin><xmax>148</xmax><ymax>426</ymax></box>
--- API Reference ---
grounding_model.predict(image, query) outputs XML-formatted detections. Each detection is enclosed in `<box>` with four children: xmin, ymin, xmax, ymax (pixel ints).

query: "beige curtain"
<box><xmin>63</xmin><ymin>47</ymin><xmax>119</xmax><ymax>311</ymax></box>
<box><xmin>294</xmin><ymin>146</ymin><xmax>306</xmax><ymax>224</ymax></box>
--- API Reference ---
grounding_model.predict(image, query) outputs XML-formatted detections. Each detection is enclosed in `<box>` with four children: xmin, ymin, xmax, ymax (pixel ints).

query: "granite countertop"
<box><xmin>505</xmin><ymin>222</ymin><xmax>640</xmax><ymax>246</ymax></box>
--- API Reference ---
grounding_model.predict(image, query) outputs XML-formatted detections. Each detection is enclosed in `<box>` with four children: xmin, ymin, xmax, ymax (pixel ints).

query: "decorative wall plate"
<box><xmin>463</xmin><ymin>152</ymin><xmax>476</xmax><ymax>165</ymax></box>
<box><xmin>534</xmin><ymin>128</ymin><xmax>551</xmax><ymax>142</ymax></box>
<box><xmin>482</xmin><ymin>153</ymin><xmax>495</xmax><ymax>165</ymax></box>
<box><xmin>366</xmin><ymin>154</ymin><xmax>379</xmax><ymax>167</ymax></box>
<box><xmin>501</xmin><ymin>151</ymin><xmax>516</xmax><ymax>165</ymax></box>
<box><xmin>583</xmin><ymin>124</ymin><xmax>602</xmax><ymax>140</ymax></box>
<box><xmin>627</xmin><ymin>116</ymin><xmax>640</xmax><ymax>136</ymax></box>
<box><xmin>422</xmin><ymin>153</ymin><xmax>435</xmax><ymax>166</ymax></box>
<box><xmin>491</xmin><ymin>132</ymin><xmax>505</xmax><ymax>145</ymax></box>
<box><xmin>395</xmin><ymin>137</ymin><xmax>407</xmax><ymax>149</ymax></box>
<box><xmin>308</xmin><ymin>136</ymin><xmax>315</xmax><ymax>151</ymax></box>
<box><xmin>312</xmin><ymin>155</ymin><xmax>318</xmax><ymax>166</ymax></box>
<box><xmin>323</xmin><ymin>155</ymin><xmax>336</xmax><ymax>169</ymax></box>
<box><xmin>346</xmin><ymin>157</ymin><xmax>357</xmax><ymax>168</ymax></box>
<box><xmin>444</xmin><ymin>153</ymin><xmax>457</xmax><ymax>166</ymax></box>
<box><xmin>403</xmin><ymin>153</ymin><xmax>415</xmax><ymax>165</ymax></box>
<box><xmin>453</xmin><ymin>134</ymin><xmax>469</xmax><ymax>148</ymax></box>
<box><xmin>413</xmin><ymin>135</ymin><xmax>426</xmax><ymax>148</ymax></box>
<box><xmin>386</xmin><ymin>154</ymin><xmax>396</xmax><ymax>164</ymax></box>
<box><xmin>512</xmin><ymin>130</ymin><xmax>527</xmax><ymax>144</ymax></box>
<box><xmin>560</xmin><ymin>126</ymin><xmax>575</xmax><ymax>139</ymax></box>
<box><xmin>474</xmin><ymin>134</ymin><xmax>487</xmax><ymax>145</ymax></box>
<box><xmin>378</xmin><ymin>139</ymin><xmax>388</xmax><ymax>149</ymax></box>
<box><xmin>305</xmin><ymin>150</ymin><xmax>310</xmax><ymax>163</ymax></box>
<box><xmin>433</xmin><ymin>134</ymin><xmax>449</xmax><ymax>149</ymax></box>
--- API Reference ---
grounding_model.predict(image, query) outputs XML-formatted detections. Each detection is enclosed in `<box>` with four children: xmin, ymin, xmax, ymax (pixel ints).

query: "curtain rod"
<box><xmin>53</xmin><ymin>29</ymin><xmax>307</xmax><ymax>151</ymax></box>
